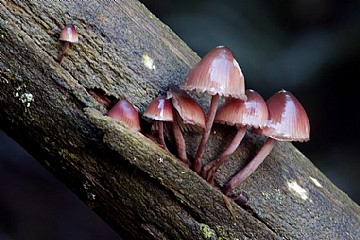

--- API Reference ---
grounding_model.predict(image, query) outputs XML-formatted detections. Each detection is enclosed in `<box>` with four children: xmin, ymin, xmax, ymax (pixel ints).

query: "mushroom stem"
<box><xmin>57</xmin><ymin>41</ymin><xmax>70</xmax><ymax>64</ymax></box>
<box><xmin>223</xmin><ymin>138</ymin><xmax>276</xmax><ymax>195</ymax></box>
<box><xmin>202</xmin><ymin>126</ymin><xmax>247</xmax><ymax>184</ymax></box>
<box><xmin>192</xmin><ymin>94</ymin><xmax>219</xmax><ymax>173</ymax></box>
<box><xmin>172</xmin><ymin>119</ymin><xmax>189</xmax><ymax>165</ymax></box>
<box><xmin>157</xmin><ymin>121</ymin><xmax>169</xmax><ymax>152</ymax></box>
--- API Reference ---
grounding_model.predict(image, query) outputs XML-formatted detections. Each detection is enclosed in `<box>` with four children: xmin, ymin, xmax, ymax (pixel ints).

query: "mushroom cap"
<box><xmin>59</xmin><ymin>24</ymin><xmax>79</xmax><ymax>43</ymax></box>
<box><xmin>107</xmin><ymin>99</ymin><xmax>140</xmax><ymax>131</ymax></box>
<box><xmin>181</xmin><ymin>46</ymin><xmax>246</xmax><ymax>100</ymax></box>
<box><xmin>258</xmin><ymin>90</ymin><xmax>310</xmax><ymax>142</ymax></box>
<box><xmin>215</xmin><ymin>89</ymin><xmax>268</xmax><ymax>128</ymax></box>
<box><xmin>168</xmin><ymin>88</ymin><xmax>206</xmax><ymax>130</ymax></box>
<box><xmin>143</xmin><ymin>96</ymin><xmax>173</xmax><ymax>121</ymax></box>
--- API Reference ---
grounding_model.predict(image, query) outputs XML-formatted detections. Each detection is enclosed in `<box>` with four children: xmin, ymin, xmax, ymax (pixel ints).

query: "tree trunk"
<box><xmin>0</xmin><ymin>0</ymin><xmax>359</xmax><ymax>239</ymax></box>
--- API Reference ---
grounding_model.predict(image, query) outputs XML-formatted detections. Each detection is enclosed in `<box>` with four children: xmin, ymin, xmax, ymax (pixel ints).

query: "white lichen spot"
<box><xmin>13</xmin><ymin>85</ymin><xmax>34</xmax><ymax>108</ymax></box>
<box><xmin>89</xmin><ymin>193</ymin><xmax>96</xmax><ymax>200</ymax></box>
<box><xmin>142</xmin><ymin>54</ymin><xmax>156</xmax><ymax>70</ymax></box>
<box><xmin>310</xmin><ymin>176</ymin><xmax>323</xmax><ymax>188</ymax></box>
<box><xmin>157</xmin><ymin>157</ymin><xmax>163</xmax><ymax>163</ymax></box>
<box><xmin>19</xmin><ymin>92</ymin><xmax>34</xmax><ymax>107</ymax></box>
<box><xmin>13</xmin><ymin>86</ymin><xmax>22</xmax><ymax>97</ymax></box>
<box><xmin>287</xmin><ymin>181</ymin><xmax>309</xmax><ymax>201</ymax></box>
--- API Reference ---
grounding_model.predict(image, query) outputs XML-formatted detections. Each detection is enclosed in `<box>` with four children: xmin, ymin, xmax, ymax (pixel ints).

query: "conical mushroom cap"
<box><xmin>107</xmin><ymin>99</ymin><xmax>140</xmax><ymax>131</ymax></box>
<box><xmin>143</xmin><ymin>96</ymin><xmax>173</xmax><ymax>121</ymax></box>
<box><xmin>168</xmin><ymin>88</ymin><xmax>206</xmax><ymax>130</ymax></box>
<box><xmin>181</xmin><ymin>46</ymin><xmax>246</xmax><ymax>100</ymax></box>
<box><xmin>215</xmin><ymin>89</ymin><xmax>268</xmax><ymax>128</ymax></box>
<box><xmin>59</xmin><ymin>24</ymin><xmax>79</xmax><ymax>43</ymax></box>
<box><xmin>258</xmin><ymin>90</ymin><xmax>310</xmax><ymax>142</ymax></box>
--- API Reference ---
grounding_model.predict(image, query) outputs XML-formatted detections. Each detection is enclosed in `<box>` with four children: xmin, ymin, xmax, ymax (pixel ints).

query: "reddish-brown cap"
<box><xmin>215</xmin><ymin>89</ymin><xmax>268</xmax><ymax>128</ymax></box>
<box><xmin>107</xmin><ymin>99</ymin><xmax>140</xmax><ymax>131</ymax></box>
<box><xmin>168</xmin><ymin>88</ymin><xmax>206</xmax><ymax>130</ymax></box>
<box><xmin>258</xmin><ymin>90</ymin><xmax>310</xmax><ymax>142</ymax></box>
<box><xmin>143</xmin><ymin>96</ymin><xmax>173</xmax><ymax>122</ymax></box>
<box><xmin>59</xmin><ymin>24</ymin><xmax>79</xmax><ymax>43</ymax></box>
<box><xmin>181</xmin><ymin>46</ymin><xmax>246</xmax><ymax>100</ymax></box>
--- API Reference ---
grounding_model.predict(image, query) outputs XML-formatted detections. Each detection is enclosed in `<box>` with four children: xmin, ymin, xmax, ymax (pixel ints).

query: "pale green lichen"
<box><xmin>199</xmin><ymin>223</ymin><xmax>217</xmax><ymax>239</ymax></box>
<box><xmin>58</xmin><ymin>149</ymin><xmax>78</xmax><ymax>161</ymax></box>
<box><xmin>215</xmin><ymin>225</ymin><xmax>240</xmax><ymax>240</ymax></box>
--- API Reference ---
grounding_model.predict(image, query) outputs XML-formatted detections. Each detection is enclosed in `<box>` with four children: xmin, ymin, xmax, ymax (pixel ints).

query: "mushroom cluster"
<box><xmin>106</xmin><ymin>46</ymin><xmax>310</xmax><ymax>197</ymax></box>
<box><xmin>55</xmin><ymin>26</ymin><xmax>309</xmax><ymax>195</ymax></box>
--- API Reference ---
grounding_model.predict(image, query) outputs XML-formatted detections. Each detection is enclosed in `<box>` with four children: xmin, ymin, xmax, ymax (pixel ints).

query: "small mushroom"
<box><xmin>57</xmin><ymin>24</ymin><xmax>79</xmax><ymax>64</ymax></box>
<box><xmin>223</xmin><ymin>90</ymin><xmax>310</xmax><ymax>195</ymax></box>
<box><xmin>181</xmin><ymin>46</ymin><xmax>247</xmax><ymax>173</ymax></box>
<box><xmin>143</xmin><ymin>96</ymin><xmax>173</xmax><ymax>151</ymax></box>
<box><xmin>107</xmin><ymin>99</ymin><xmax>140</xmax><ymax>131</ymax></box>
<box><xmin>202</xmin><ymin>89</ymin><xmax>268</xmax><ymax>184</ymax></box>
<box><xmin>168</xmin><ymin>87</ymin><xmax>206</xmax><ymax>164</ymax></box>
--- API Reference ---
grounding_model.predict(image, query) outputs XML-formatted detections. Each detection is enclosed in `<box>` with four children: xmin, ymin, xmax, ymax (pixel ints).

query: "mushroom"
<box><xmin>167</xmin><ymin>87</ymin><xmax>206</xmax><ymax>164</ymax></box>
<box><xmin>57</xmin><ymin>24</ymin><xmax>79</xmax><ymax>64</ymax></box>
<box><xmin>202</xmin><ymin>89</ymin><xmax>268</xmax><ymax>184</ymax></box>
<box><xmin>143</xmin><ymin>96</ymin><xmax>173</xmax><ymax>151</ymax></box>
<box><xmin>107</xmin><ymin>99</ymin><xmax>141</xmax><ymax>131</ymax></box>
<box><xmin>223</xmin><ymin>90</ymin><xmax>310</xmax><ymax>195</ymax></box>
<box><xmin>181</xmin><ymin>46</ymin><xmax>247</xmax><ymax>173</ymax></box>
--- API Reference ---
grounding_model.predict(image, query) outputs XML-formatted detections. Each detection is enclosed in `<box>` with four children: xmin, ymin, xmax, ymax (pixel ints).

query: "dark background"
<box><xmin>1</xmin><ymin>1</ymin><xmax>359</xmax><ymax>239</ymax></box>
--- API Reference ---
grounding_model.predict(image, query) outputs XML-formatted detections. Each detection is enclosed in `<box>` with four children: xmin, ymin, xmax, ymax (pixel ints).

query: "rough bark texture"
<box><xmin>0</xmin><ymin>0</ymin><xmax>359</xmax><ymax>239</ymax></box>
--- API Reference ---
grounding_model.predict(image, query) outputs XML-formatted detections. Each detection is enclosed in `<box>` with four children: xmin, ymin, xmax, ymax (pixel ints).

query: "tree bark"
<box><xmin>0</xmin><ymin>0</ymin><xmax>359</xmax><ymax>239</ymax></box>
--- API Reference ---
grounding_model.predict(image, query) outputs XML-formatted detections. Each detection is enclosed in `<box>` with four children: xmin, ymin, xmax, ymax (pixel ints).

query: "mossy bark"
<box><xmin>0</xmin><ymin>0</ymin><xmax>359</xmax><ymax>239</ymax></box>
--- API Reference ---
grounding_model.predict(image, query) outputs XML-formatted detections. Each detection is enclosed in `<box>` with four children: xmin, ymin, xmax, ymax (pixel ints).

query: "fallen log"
<box><xmin>1</xmin><ymin>0</ymin><xmax>359</xmax><ymax>239</ymax></box>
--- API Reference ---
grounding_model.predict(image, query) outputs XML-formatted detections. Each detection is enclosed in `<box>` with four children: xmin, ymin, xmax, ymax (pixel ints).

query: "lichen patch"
<box><xmin>309</xmin><ymin>176</ymin><xmax>323</xmax><ymax>188</ymax></box>
<box><xmin>141</xmin><ymin>54</ymin><xmax>156</xmax><ymax>70</ymax></box>
<box><xmin>13</xmin><ymin>85</ymin><xmax>34</xmax><ymax>107</ymax></box>
<box><xmin>199</xmin><ymin>223</ymin><xmax>216</xmax><ymax>239</ymax></box>
<box><xmin>287</xmin><ymin>181</ymin><xmax>309</xmax><ymax>201</ymax></box>
<box><xmin>19</xmin><ymin>92</ymin><xmax>34</xmax><ymax>107</ymax></box>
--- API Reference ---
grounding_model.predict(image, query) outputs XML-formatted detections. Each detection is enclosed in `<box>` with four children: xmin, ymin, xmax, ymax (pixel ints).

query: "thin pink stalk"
<box><xmin>57</xmin><ymin>42</ymin><xmax>70</xmax><ymax>64</ymax></box>
<box><xmin>192</xmin><ymin>94</ymin><xmax>219</xmax><ymax>173</ymax></box>
<box><xmin>157</xmin><ymin>121</ymin><xmax>169</xmax><ymax>152</ymax></box>
<box><xmin>223</xmin><ymin>138</ymin><xmax>276</xmax><ymax>195</ymax></box>
<box><xmin>202</xmin><ymin>127</ymin><xmax>247</xmax><ymax>184</ymax></box>
<box><xmin>172</xmin><ymin>119</ymin><xmax>189</xmax><ymax>165</ymax></box>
